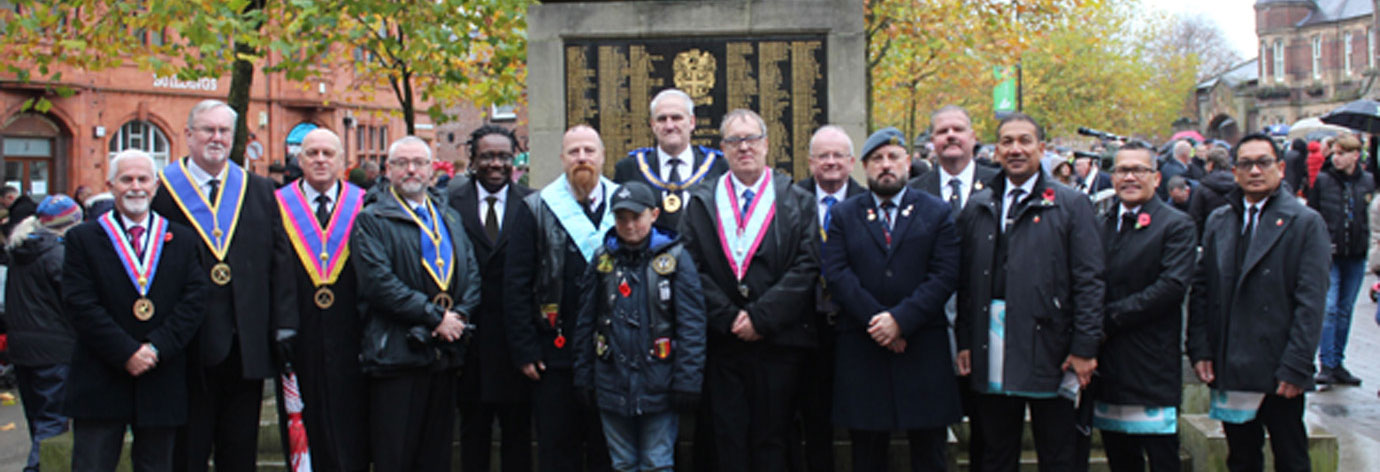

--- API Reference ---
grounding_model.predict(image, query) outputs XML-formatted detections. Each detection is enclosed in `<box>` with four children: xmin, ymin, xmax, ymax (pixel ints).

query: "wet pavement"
<box><xmin>1306</xmin><ymin>273</ymin><xmax>1380</xmax><ymax>471</ymax></box>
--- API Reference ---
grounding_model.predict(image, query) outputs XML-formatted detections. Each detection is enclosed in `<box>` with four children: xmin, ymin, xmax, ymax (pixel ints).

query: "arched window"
<box><xmin>108</xmin><ymin>120</ymin><xmax>170</xmax><ymax>169</ymax></box>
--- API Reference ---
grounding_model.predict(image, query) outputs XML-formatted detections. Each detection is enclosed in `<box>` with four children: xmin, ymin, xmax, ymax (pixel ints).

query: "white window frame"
<box><xmin>1312</xmin><ymin>35</ymin><xmax>1322</xmax><ymax>80</ymax></box>
<box><xmin>1261</xmin><ymin>41</ymin><xmax>1268</xmax><ymax>79</ymax></box>
<box><xmin>107</xmin><ymin>120</ymin><xmax>170</xmax><ymax>170</ymax></box>
<box><xmin>1370</xmin><ymin>28</ymin><xmax>1375</xmax><ymax>68</ymax></box>
<box><xmin>1345</xmin><ymin>32</ymin><xmax>1353</xmax><ymax>76</ymax></box>
<box><xmin>1274</xmin><ymin>40</ymin><xmax>1285</xmax><ymax>82</ymax></box>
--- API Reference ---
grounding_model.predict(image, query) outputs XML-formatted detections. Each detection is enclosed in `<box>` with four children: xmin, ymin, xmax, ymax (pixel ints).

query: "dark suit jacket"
<box><xmin>908</xmin><ymin>161</ymin><xmax>1000</xmax><ymax>205</ymax></box>
<box><xmin>1188</xmin><ymin>187</ymin><xmax>1329</xmax><ymax>392</ymax></box>
<box><xmin>613</xmin><ymin>146</ymin><xmax>728</xmax><ymax>231</ymax></box>
<box><xmin>1097</xmin><ymin>197</ymin><xmax>1196</xmax><ymax>406</ymax></box>
<box><xmin>449</xmin><ymin>178</ymin><xmax>534</xmax><ymax>402</ymax></box>
<box><xmin>1081</xmin><ymin>169</ymin><xmax>1113</xmax><ymax>195</ymax></box>
<box><xmin>793</xmin><ymin>176</ymin><xmax>867</xmax><ymax>202</ymax></box>
<box><xmin>822</xmin><ymin>189</ymin><xmax>961</xmax><ymax>430</ymax></box>
<box><xmin>151</xmin><ymin>159</ymin><xmax>298</xmax><ymax>379</ymax></box>
<box><xmin>681</xmin><ymin>171</ymin><xmax>819</xmax><ymax>349</ymax></box>
<box><xmin>63</xmin><ymin>215</ymin><xmax>210</xmax><ymax>426</ymax></box>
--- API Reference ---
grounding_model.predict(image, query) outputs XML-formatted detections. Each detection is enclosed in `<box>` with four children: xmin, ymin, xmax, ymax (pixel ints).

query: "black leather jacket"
<box><xmin>353</xmin><ymin>184</ymin><xmax>481</xmax><ymax>375</ymax></box>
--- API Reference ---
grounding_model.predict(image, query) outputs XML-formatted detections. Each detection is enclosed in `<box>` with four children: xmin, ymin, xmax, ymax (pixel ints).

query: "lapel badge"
<box><xmin>652</xmin><ymin>253</ymin><xmax>677</xmax><ymax>275</ymax></box>
<box><xmin>1276</xmin><ymin>218</ymin><xmax>1283</xmax><ymax>227</ymax></box>
<box><xmin>867</xmin><ymin>208</ymin><xmax>877</xmax><ymax>221</ymax></box>
<box><xmin>974</xmin><ymin>181</ymin><xmax>984</xmax><ymax>191</ymax></box>
<box><xmin>901</xmin><ymin>204</ymin><xmax>913</xmax><ymax>218</ymax></box>
<box><xmin>597</xmin><ymin>253</ymin><xmax>614</xmax><ymax>273</ymax></box>
<box><xmin>1033</xmin><ymin>216</ymin><xmax>1041</xmax><ymax>224</ymax></box>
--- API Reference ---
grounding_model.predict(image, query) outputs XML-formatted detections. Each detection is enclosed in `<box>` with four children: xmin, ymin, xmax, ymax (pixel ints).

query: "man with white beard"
<box><xmin>64</xmin><ymin>150</ymin><xmax>210</xmax><ymax>471</ymax></box>
<box><xmin>151</xmin><ymin>99</ymin><xmax>298</xmax><ymax>472</ymax></box>
<box><xmin>505</xmin><ymin>125</ymin><xmax>615</xmax><ymax>471</ymax></box>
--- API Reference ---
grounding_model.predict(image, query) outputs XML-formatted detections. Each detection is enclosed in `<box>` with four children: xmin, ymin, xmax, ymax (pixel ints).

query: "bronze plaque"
<box><xmin>564</xmin><ymin>35</ymin><xmax>828</xmax><ymax>179</ymax></box>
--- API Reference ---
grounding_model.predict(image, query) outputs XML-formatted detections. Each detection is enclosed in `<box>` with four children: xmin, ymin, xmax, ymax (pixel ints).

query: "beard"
<box><xmin>201</xmin><ymin>143</ymin><xmax>229</xmax><ymax>163</ymax></box>
<box><xmin>868</xmin><ymin>172</ymin><xmax>905</xmax><ymax>197</ymax></box>
<box><xmin>121</xmin><ymin>192</ymin><xmax>150</xmax><ymax>215</ymax></box>
<box><xmin>398</xmin><ymin>178</ymin><xmax>427</xmax><ymax>197</ymax></box>
<box><xmin>568</xmin><ymin>163</ymin><xmax>599</xmax><ymax>199</ymax></box>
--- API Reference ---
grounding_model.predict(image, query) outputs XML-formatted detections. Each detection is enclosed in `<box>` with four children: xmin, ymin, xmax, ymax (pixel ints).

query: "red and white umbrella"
<box><xmin>281</xmin><ymin>371</ymin><xmax>313</xmax><ymax>472</ymax></box>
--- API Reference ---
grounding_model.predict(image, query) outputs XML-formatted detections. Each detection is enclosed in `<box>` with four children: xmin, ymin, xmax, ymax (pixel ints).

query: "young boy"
<box><xmin>574</xmin><ymin>181</ymin><xmax>706</xmax><ymax>471</ymax></box>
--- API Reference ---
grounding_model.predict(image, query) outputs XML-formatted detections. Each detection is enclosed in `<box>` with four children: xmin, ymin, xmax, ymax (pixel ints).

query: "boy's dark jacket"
<box><xmin>574</xmin><ymin>226</ymin><xmax>707</xmax><ymax>416</ymax></box>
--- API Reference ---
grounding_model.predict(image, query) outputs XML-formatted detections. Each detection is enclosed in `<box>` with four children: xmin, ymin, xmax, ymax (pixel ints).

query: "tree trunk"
<box><xmin>227</xmin><ymin>0</ymin><xmax>267</xmax><ymax>167</ymax></box>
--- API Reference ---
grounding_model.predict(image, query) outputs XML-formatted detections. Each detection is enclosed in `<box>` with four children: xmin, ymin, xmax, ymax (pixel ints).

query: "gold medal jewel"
<box><xmin>133</xmin><ymin>297</ymin><xmax>155</xmax><ymax>321</ymax></box>
<box><xmin>213</xmin><ymin>228</ymin><xmax>223</xmax><ymax>239</ymax></box>
<box><xmin>652</xmin><ymin>253</ymin><xmax>677</xmax><ymax>275</ymax></box>
<box><xmin>597</xmin><ymin>254</ymin><xmax>614</xmax><ymax>273</ymax></box>
<box><xmin>738</xmin><ymin>284</ymin><xmax>750</xmax><ymax>298</ymax></box>
<box><xmin>433</xmin><ymin>292</ymin><xmax>454</xmax><ymax>311</ymax></box>
<box><xmin>319</xmin><ymin>252</ymin><xmax>329</xmax><ymax>263</ymax></box>
<box><xmin>662</xmin><ymin>193</ymin><xmax>682</xmax><ymax>213</ymax></box>
<box><xmin>210</xmin><ymin>262</ymin><xmax>232</xmax><ymax>286</ymax></box>
<box><xmin>314</xmin><ymin>286</ymin><xmax>335</xmax><ymax>309</ymax></box>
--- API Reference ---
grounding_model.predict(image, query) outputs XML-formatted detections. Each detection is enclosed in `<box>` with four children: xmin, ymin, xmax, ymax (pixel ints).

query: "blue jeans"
<box><xmin>599</xmin><ymin>410</ymin><xmax>678</xmax><ymax>472</ymax></box>
<box><xmin>16</xmin><ymin>363</ymin><xmax>70</xmax><ymax>472</ymax></box>
<box><xmin>1320</xmin><ymin>256</ymin><xmax>1366</xmax><ymax>368</ymax></box>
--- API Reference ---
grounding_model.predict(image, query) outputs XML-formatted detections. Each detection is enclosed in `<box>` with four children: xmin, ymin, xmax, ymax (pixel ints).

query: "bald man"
<box><xmin>274</xmin><ymin>129</ymin><xmax>370</xmax><ymax>471</ymax></box>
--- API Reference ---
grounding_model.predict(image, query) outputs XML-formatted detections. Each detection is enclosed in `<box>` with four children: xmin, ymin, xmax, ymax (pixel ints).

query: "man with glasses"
<box><xmin>354</xmin><ymin>135</ymin><xmax>480</xmax><ymax>471</ymax></box>
<box><xmin>153</xmin><ymin>99</ymin><xmax>298</xmax><ymax>472</ymax></box>
<box><xmin>447</xmin><ymin>125</ymin><xmax>535</xmax><ymax>472</ymax></box>
<box><xmin>1091</xmin><ymin>142</ymin><xmax>1196</xmax><ymax>471</ymax></box>
<box><xmin>954</xmin><ymin>112</ymin><xmax>1104</xmax><ymax>471</ymax></box>
<box><xmin>505</xmin><ymin>125</ymin><xmax>613</xmax><ymax>472</ymax></box>
<box><xmin>614</xmin><ymin>89</ymin><xmax>728</xmax><ymax>231</ymax></box>
<box><xmin>680</xmin><ymin>109</ymin><xmax>818</xmax><ymax>471</ymax></box>
<box><xmin>789</xmin><ymin>125</ymin><xmax>866</xmax><ymax>472</ymax></box>
<box><xmin>1188</xmin><ymin>133</ymin><xmax>1328</xmax><ymax>472</ymax></box>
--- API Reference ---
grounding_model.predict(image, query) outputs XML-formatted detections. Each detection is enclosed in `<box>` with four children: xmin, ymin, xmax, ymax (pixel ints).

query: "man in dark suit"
<box><xmin>153</xmin><ymin>99</ymin><xmax>297</xmax><ymax>472</ymax></box>
<box><xmin>790</xmin><ymin>124</ymin><xmax>866</xmax><ymax>472</ymax></box>
<box><xmin>1188</xmin><ymin>133</ymin><xmax>1328</xmax><ymax>472</ymax></box>
<box><xmin>613</xmin><ymin>88</ymin><xmax>728</xmax><ymax>231</ymax></box>
<box><xmin>1075</xmin><ymin>154</ymin><xmax>1113</xmax><ymax>196</ymax></box>
<box><xmin>955</xmin><ymin>113</ymin><xmax>1104</xmax><ymax>471</ymax></box>
<box><xmin>822</xmin><ymin>127</ymin><xmax>961</xmax><ymax>471</ymax></box>
<box><xmin>909</xmin><ymin>105</ymin><xmax>997</xmax><ymax>467</ymax></box>
<box><xmin>64</xmin><ymin>149</ymin><xmax>210</xmax><ymax>471</ymax></box>
<box><xmin>680</xmin><ymin>109</ymin><xmax>818</xmax><ymax>472</ymax></box>
<box><xmin>274</xmin><ymin>128</ymin><xmax>369</xmax><ymax>472</ymax></box>
<box><xmin>448</xmin><ymin>124</ymin><xmax>535</xmax><ymax>472</ymax></box>
<box><xmin>505</xmin><ymin>125</ymin><xmax>613</xmax><ymax>472</ymax></box>
<box><xmin>1093</xmin><ymin>142</ymin><xmax>1196</xmax><ymax>472</ymax></box>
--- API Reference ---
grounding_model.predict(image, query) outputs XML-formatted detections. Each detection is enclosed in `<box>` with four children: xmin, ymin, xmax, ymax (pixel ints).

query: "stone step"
<box><xmin>1179</xmin><ymin>413</ymin><xmax>1339</xmax><ymax>472</ymax></box>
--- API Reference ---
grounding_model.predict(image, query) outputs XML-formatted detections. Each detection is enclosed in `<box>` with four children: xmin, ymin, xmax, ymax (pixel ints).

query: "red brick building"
<box><xmin>0</xmin><ymin>45</ymin><xmax>526</xmax><ymax>200</ymax></box>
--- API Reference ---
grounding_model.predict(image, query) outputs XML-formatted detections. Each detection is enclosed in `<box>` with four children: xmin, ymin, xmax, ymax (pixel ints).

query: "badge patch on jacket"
<box><xmin>597</xmin><ymin>254</ymin><xmax>614</xmax><ymax>273</ymax></box>
<box><xmin>652</xmin><ymin>253</ymin><xmax>676</xmax><ymax>275</ymax></box>
<box><xmin>653</xmin><ymin>337</ymin><xmax>672</xmax><ymax>359</ymax></box>
<box><xmin>596</xmin><ymin>333</ymin><xmax>610</xmax><ymax>358</ymax></box>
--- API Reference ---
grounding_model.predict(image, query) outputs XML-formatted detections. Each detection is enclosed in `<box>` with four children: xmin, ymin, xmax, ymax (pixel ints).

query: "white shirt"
<box><xmin>1001</xmin><ymin>177</ymin><xmax>1038</xmax><ymax>232</ymax></box>
<box><xmin>1242</xmin><ymin>197</ymin><xmax>1269</xmax><ymax>234</ymax></box>
<box><xmin>301</xmin><ymin>180</ymin><xmax>339</xmax><ymax>215</ymax></box>
<box><xmin>939</xmin><ymin>160</ymin><xmax>976</xmax><ymax>206</ymax></box>
<box><xmin>185</xmin><ymin>158</ymin><xmax>228</xmax><ymax>199</ymax></box>
<box><xmin>658</xmin><ymin>146</ymin><xmax>695</xmax><ymax>183</ymax></box>
<box><xmin>120</xmin><ymin>211</ymin><xmax>152</xmax><ymax>253</ymax></box>
<box><xmin>477</xmin><ymin>183</ymin><xmax>509</xmax><ymax>228</ymax></box>
<box><xmin>730</xmin><ymin>172</ymin><xmax>767</xmax><ymax>204</ymax></box>
<box><xmin>1115</xmin><ymin>203</ymin><xmax>1143</xmax><ymax>232</ymax></box>
<box><xmin>814</xmin><ymin>183</ymin><xmax>849</xmax><ymax>228</ymax></box>
<box><xmin>568</xmin><ymin>181</ymin><xmax>605</xmax><ymax>211</ymax></box>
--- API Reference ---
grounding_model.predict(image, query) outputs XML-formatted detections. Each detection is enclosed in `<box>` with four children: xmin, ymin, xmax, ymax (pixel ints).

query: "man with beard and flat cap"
<box><xmin>274</xmin><ymin>128</ymin><xmax>370</xmax><ymax>472</ymax></box>
<box><xmin>614</xmin><ymin>88</ymin><xmax>728</xmax><ymax>231</ymax></box>
<box><xmin>153</xmin><ymin>99</ymin><xmax>297</xmax><ymax>472</ymax></box>
<box><xmin>505</xmin><ymin>125</ymin><xmax>613</xmax><ymax>472</ymax></box>
<box><xmin>680</xmin><ymin>109</ymin><xmax>818</xmax><ymax>472</ymax></box>
<box><xmin>823</xmin><ymin>127</ymin><xmax>961</xmax><ymax>471</ymax></box>
<box><xmin>448</xmin><ymin>124</ymin><xmax>535</xmax><ymax>472</ymax></box>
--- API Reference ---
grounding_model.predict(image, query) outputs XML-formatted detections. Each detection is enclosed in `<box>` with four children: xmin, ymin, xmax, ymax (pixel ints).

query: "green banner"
<box><xmin>993</xmin><ymin>66</ymin><xmax>1015</xmax><ymax>113</ymax></box>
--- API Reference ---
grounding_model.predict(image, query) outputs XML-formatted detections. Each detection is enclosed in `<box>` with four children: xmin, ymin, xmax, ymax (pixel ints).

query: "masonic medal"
<box><xmin>314</xmin><ymin>286</ymin><xmax>335</xmax><ymax>309</ymax></box>
<box><xmin>433</xmin><ymin>292</ymin><xmax>455</xmax><ymax>311</ymax></box>
<box><xmin>133</xmin><ymin>298</ymin><xmax>155</xmax><ymax>321</ymax></box>
<box><xmin>652</xmin><ymin>253</ymin><xmax>677</xmax><ymax>275</ymax></box>
<box><xmin>662</xmin><ymin>192</ymin><xmax>682</xmax><ymax>213</ymax></box>
<box><xmin>159</xmin><ymin>159</ymin><xmax>247</xmax><ymax>270</ymax></box>
<box><xmin>211</xmin><ymin>262</ymin><xmax>233</xmax><ymax>286</ymax></box>
<box><xmin>391</xmin><ymin>190</ymin><xmax>455</xmax><ymax>301</ymax></box>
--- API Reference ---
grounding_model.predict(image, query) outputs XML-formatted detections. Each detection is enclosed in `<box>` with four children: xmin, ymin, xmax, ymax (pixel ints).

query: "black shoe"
<box><xmin>1333</xmin><ymin>365</ymin><xmax>1363</xmax><ymax>386</ymax></box>
<box><xmin>1316</xmin><ymin>367</ymin><xmax>1335</xmax><ymax>385</ymax></box>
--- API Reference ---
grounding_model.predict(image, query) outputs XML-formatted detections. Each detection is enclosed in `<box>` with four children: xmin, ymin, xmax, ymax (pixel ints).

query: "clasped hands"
<box><xmin>868</xmin><ymin>311</ymin><xmax>907</xmax><ymax>353</ymax></box>
<box><xmin>125</xmin><ymin>343</ymin><xmax>159</xmax><ymax>377</ymax></box>
<box><xmin>432</xmin><ymin>310</ymin><xmax>468</xmax><ymax>342</ymax></box>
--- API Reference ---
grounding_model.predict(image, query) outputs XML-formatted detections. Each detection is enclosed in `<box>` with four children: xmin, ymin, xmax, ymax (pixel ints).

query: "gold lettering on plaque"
<box><xmin>674</xmin><ymin>49</ymin><xmax>717</xmax><ymax>105</ymax></box>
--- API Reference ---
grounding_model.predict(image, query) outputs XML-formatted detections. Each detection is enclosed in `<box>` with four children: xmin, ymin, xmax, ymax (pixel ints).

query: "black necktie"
<box><xmin>1238</xmin><ymin>205</ymin><xmax>1259</xmax><ymax>266</ymax></box>
<box><xmin>207</xmin><ymin>178</ymin><xmax>221</xmax><ymax>203</ymax></box>
<box><xmin>315</xmin><ymin>195</ymin><xmax>331</xmax><ymax>228</ymax></box>
<box><xmin>484</xmin><ymin>196</ymin><xmax>500</xmax><ymax>242</ymax></box>
<box><xmin>666</xmin><ymin>157</ymin><xmax>684</xmax><ymax>184</ymax></box>
<box><xmin>1120</xmin><ymin>212</ymin><xmax>1136</xmax><ymax>235</ymax></box>
<box><xmin>948</xmin><ymin>178</ymin><xmax>963</xmax><ymax>211</ymax></box>
<box><xmin>1004</xmin><ymin>188</ymin><xmax>1025</xmax><ymax>231</ymax></box>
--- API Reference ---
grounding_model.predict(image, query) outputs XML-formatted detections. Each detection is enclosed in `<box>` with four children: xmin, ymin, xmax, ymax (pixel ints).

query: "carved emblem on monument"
<box><xmin>673</xmin><ymin>49</ymin><xmax>717</xmax><ymax>103</ymax></box>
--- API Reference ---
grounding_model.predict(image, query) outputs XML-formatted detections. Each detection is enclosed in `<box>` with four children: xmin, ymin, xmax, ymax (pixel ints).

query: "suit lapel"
<box><xmin>496</xmin><ymin>186</ymin><xmax>527</xmax><ymax>252</ymax></box>
<box><xmin>885</xmin><ymin>192</ymin><xmax>920</xmax><ymax>258</ymax></box>
<box><xmin>862</xmin><ymin>196</ymin><xmax>890</xmax><ymax>251</ymax></box>
<box><xmin>1240</xmin><ymin>208</ymin><xmax>1287</xmax><ymax>279</ymax></box>
<box><xmin>456</xmin><ymin>182</ymin><xmax>492</xmax><ymax>253</ymax></box>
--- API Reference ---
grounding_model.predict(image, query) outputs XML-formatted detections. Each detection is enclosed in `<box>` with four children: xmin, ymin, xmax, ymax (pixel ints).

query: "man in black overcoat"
<box><xmin>153</xmin><ymin>100</ymin><xmax>298</xmax><ymax>472</ymax></box>
<box><xmin>448</xmin><ymin>124</ymin><xmax>535</xmax><ymax>472</ymax></box>
<box><xmin>65</xmin><ymin>150</ymin><xmax>210</xmax><ymax>470</ymax></box>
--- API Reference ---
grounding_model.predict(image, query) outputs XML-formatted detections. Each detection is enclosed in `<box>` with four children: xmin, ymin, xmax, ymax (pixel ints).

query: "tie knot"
<box><xmin>949</xmin><ymin>178</ymin><xmax>963</xmax><ymax>189</ymax></box>
<box><xmin>668</xmin><ymin>157</ymin><xmax>684</xmax><ymax>167</ymax></box>
<box><xmin>315</xmin><ymin>195</ymin><xmax>330</xmax><ymax>205</ymax></box>
<box><xmin>822</xmin><ymin>195</ymin><xmax>837</xmax><ymax>206</ymax></box>
<box><xmin>1008</xmin><ymin>188</ymin><xmax>1025</xmax><ymax>199</ymax></box>
<box><xmin>485</xmin><ymin>196</ymin><xmax>498</xmax><ymax>204</ymax></box>
<box><xmin>415</xmin><ymin>205</ymin><xmax>427</xmax><ymax>216</ymax></box>
<box><xmin>743</xmin><ymin>189</ymin><xmax>755</xmax><ymax>200</ymax></box>
<box><xmin>881</xmin><ymin>200</ymin><xmax>896</xmax><ymax>210</ymax></box>
<box><xmin>129</xmin><ymin>225</ymin><xmax>144</xmax><ymax>239</ymax></box>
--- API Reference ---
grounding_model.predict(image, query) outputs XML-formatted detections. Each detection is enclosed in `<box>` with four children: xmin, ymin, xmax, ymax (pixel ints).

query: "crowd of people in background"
<box><xmin>0</xmin><ymin>89</ymin><xmax>1369</xmax><ymax>472</ymax></box>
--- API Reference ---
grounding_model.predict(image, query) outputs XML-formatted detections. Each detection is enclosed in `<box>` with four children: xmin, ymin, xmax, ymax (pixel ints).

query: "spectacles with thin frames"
<box><xmin>389</xmin><ymin>158</ymin><xmax>432</xmax><ymax>169</ymax></box>
<box><xmin>1235</xmin><ymin>157</ymin><xmax>1277</xmax><ymax>171</ymax></box>
<box><xmin>195</xmin><ymin>126</ymin><xmax>234</xmax><ymax>137</ymax></box>
<box><xmin>722</xmin><ymin>134</ymin><xmax>765</xmax><ymax>146</ymax></box>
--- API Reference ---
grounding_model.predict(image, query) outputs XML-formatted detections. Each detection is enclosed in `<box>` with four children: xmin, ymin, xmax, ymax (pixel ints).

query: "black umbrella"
<box><xmin>1321</xmin><ymin>99</ymin><xmax>1380</xmax><ymax>134</ymax></box>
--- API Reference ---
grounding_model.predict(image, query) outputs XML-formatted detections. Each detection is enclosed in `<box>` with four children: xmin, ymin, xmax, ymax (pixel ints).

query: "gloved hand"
<box><xmin>274</xmin><ymin>328</ymin><xmax>297</xmax><ymax>373</ymax></box>
<box><xmin>576</xmin><ymin>387</ymin><xmax>596</xmax><ymax>409</ymax></box>
<box><xmin>671</xmin><ymin>391</ymin><xmax>700</xmax><ymax>413</ymax></box>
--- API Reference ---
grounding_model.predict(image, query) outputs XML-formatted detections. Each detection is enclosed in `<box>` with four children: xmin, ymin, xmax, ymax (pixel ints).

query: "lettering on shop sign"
<box><xmin>152</xmin><ymin>75</ymin><xmax>220</xmax><ymax>92</ymax></box>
